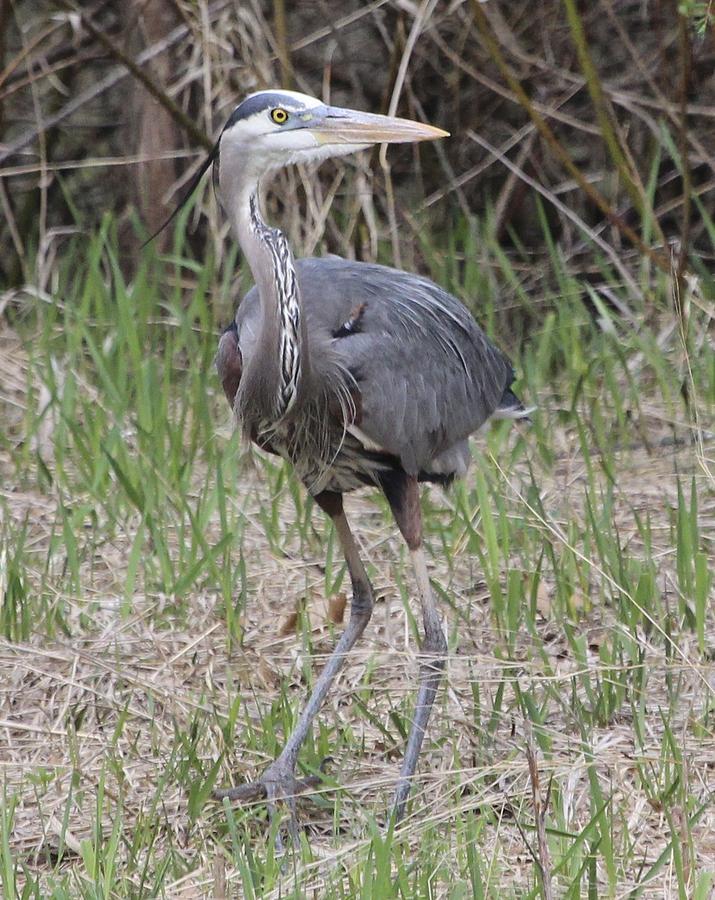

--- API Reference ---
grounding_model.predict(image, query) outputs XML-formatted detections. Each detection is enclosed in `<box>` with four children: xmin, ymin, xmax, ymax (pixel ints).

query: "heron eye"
<box><xmin>271</xmin><ymin>108</ymin><xmax>289</xmax><ymax>125</ymax></box>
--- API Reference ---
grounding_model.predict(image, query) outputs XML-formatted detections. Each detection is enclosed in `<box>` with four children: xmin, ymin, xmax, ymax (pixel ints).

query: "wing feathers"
<box><xmin>232</xmin><ymin>257</ymin><xmax>521</xmax><ymax>477</ymax></box>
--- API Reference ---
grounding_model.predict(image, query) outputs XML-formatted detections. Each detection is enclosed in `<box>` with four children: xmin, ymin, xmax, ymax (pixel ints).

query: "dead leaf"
<box><xmin>278</xmin><ymin>610</ymin><xmax>299</xmax><ymax>636</ymax></box>
<box><xmin>257</xmin><ymin>656</ymin><xmax>281</xmax><ymax>689</ymax></box>
<box><xmin>327</xmin><ymin>593</ymin><xmax>347</xmax><ymax>625</ymax></box>
<box><xmin>213</xmin><ymin>853</ymin><xmax>227</xmax><ymax>899</ymax></box>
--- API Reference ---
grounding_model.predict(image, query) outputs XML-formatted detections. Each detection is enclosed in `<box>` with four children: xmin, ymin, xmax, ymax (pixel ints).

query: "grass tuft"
<box><xmin>1</xmin><ymin>213</ymin><xmax>713</xmax><ymax>896</ymax></box>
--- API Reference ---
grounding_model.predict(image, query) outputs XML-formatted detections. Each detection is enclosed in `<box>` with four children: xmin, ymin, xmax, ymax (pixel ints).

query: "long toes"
<box><xmin>292</xmin><ymin>755</ymin><xmax>333</xmax><ymax>795</ymax></box>
<box><xmin>213</xmin><ymin>781</ymin><xmax>268</xmax><ymax>803</ymax></box>
<box><xmin>213</xmin><ymin>775</ymin><xmax>297</xmax><ymax>805</ymax></box>
<box><xmin>215</xmin><ymin>758</ymin><xmax>332</xmax><ymax>806</ymax></box>
<box><xmin>293</xmin><ymin>772</ymin><xmax>323</xmax><ymax>795</ymax></box>
<box><xmin>214</xmin><ymin>775</ymin><xmax>301</xmax><ymax>850</ymax></box>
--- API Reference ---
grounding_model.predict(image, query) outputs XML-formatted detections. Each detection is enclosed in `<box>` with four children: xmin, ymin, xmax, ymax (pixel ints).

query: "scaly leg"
<box><xmin>392</xmin><ymin>544</ymin><xmax>447</xmax><ymax>821</ymax></box>
<box><xmin>215</xmin><ymin>491</ymin><xmax>374</xmax><ymax>827</ymax></box>
<box><xmin>379</xmin><ymin>473</ymin><xmax>447</xmax><ymax>823</ymax></box>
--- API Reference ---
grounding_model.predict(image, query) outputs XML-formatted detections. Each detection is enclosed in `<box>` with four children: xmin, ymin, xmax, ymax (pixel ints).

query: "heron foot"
<box><xmin>213</xmin><ymin>757</ymin><xmax>331</xmax><ymax>846</ymax></box>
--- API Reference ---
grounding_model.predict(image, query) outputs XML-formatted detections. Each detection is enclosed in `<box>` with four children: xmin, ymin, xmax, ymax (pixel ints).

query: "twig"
<box><xmin>273</xmin><ymin>0</ymin><xmax>293</xmax><ymax>89</ymax></box>
<box><xmin>676</xmin><ymin>5</ymin><xmax>693</xmax><ymax>280</ymax></box>
<box><xmin>561</xmin><ymin>0</ymin><xmax>648</xmax><ymax>220</ymax></box>
<box><xmin>0</xmin><ymin>0</ymin><xmax>7</xmax><ymax>134</ymax></box>
<box><xmin>469</xmin><ymin>0</ymin><xmax>673</xmax><ymax>275</ymax></box>
<box><xmin>600</xmin><ymin>0</ymin><xmax>715</xmax><ymax>181</ymax></box>
<box><xmin>0</xmin><ymin>178</ymin><xmax>25</xmax><ymax>275</ymax></box>
<box><xmin>466</xmin><ymin>130</ymin><xmax>643</xmax><ymax>302</ymax></box>
<box><xmin>493</xmin><ymin>129</ymin><xmax>537</xmax><ymax>238</ymax></box>
<box><xmin>0</xmin><ymin>20</ymin><xmax>64</xmax><ymax>91</ymax></box>
<box><xmin>380</xmin><ymin>0</ymin><xmax>440</xmax><ymax>269</ymax></box>
<box><xmin>525</xmin><ymin>723</ymin><xmax>554</xmax><ymax>900</ymax></box>
<box><xmin>0</xmin><ymin>2</ymin><xmax>231</xmax><ymax>166</ymax></box>
<box><xmin>288</xmin><ymin>0</ymin><xmax>390</xmax><ymax>54</ymax></box>
<box><xmin>60</xmin><ymin>1</ymin><xmax>212</xmax><ymax>152</ymax></box>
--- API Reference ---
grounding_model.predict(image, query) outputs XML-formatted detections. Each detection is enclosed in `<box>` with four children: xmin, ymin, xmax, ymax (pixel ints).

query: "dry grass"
<box><xmin>1</xmin><ymin>301</ymin><xmax>713</xmax><ymax>895</ymax></box>
<box><xmin>1</xmin><ymin>4</ymin><xmax>714</xmax><ymax>893</ymax></box>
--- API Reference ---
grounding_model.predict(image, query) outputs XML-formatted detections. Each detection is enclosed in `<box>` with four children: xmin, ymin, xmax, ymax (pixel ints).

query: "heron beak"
<box><xmin>307</xmin><ymin>106</ymin><xmax>449</xmax><ymax>145</ymax></box>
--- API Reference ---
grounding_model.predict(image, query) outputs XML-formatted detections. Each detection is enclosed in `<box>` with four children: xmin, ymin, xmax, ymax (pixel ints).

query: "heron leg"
<box><xmin>214</xmin><ymin>491</ymin><xmax>374</xmax><ymax>828</ymax></box>
<box><xmin>273</xmin><ymin>491</ymin><xmax>374</xmax><ymax>768</ymax></box>
<box><xmin>380</xmin><ymin>473</ymin><xmax>447</xmax><ymax>823</ymax></box>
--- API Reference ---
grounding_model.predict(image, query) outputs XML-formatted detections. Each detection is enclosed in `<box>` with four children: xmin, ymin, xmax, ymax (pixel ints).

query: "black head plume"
<box><xmin>141</xmin><ymin>138</ymin><xmax>221</xmax><ymax>248</ymax></box>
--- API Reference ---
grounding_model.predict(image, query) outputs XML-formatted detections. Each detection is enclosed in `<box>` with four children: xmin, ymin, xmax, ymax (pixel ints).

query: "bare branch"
<box><xmin>0</xmin><ymin>1</ymin><xmax>232</xmax><ymax>166</ymax></box>
<box><xmin>525</xmin><ymin>723</ymin><xmax>554</xmax><ymax>900</ymax></box>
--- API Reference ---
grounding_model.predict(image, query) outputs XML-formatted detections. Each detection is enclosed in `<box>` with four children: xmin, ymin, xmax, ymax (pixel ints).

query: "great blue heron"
<box><xmin>170</xmin><ymin>89</ymin><xmax>528</xmax><ymax>829</ymax></box>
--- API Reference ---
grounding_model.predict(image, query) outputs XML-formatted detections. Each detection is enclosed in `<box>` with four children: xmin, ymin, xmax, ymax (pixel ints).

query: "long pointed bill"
<box><xmin>309</xmin><ymin>107</ymin><xmax>449</xmax><ymax>146</ymax></box>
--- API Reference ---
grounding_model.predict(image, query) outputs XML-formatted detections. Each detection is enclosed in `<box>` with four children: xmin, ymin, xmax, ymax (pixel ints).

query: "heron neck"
<box><xmin>235</xmin><ymin>188</ymin><xmax>306</xmax><ymax>425</ymax></box>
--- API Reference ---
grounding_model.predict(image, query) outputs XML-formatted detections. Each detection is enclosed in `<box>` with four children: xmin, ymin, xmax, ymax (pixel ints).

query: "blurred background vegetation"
<box><xmin>1</xmin><ymin>0</ymin><xmax>714</xmax><ymax>300</ymax></box>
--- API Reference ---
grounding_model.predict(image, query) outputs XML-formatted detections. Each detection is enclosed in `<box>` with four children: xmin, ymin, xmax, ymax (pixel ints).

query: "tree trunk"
<box><xmin>122</xmin><ymin>0</ymin><xmax>181</xmax><ymax>253</ymax></box>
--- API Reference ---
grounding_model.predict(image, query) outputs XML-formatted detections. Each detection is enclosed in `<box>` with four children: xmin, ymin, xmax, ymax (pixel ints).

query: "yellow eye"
<box><xmin>271</xmin><ymin>108</ymin><xmax>288</xmax><ymax>124</ymax></box>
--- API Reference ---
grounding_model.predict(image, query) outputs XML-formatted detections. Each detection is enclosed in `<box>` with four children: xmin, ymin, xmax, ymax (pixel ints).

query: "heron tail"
<box><xmin>494</xmin><ymin>385</ymin><xmax>534</xmax><ymax>421</ymax></box>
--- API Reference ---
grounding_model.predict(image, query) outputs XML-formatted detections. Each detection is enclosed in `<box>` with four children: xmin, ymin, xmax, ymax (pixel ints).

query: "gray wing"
<box><xmin>234</xmin><ymin>256</ymin><xmax>515</xmax><ymax>476</ymax></box>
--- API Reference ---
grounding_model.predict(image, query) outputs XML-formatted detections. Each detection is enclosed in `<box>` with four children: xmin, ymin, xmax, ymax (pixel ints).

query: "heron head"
<box><xmin>217</xmin><ymin>89</ymin><xmax>448</xmax><ymax>181</ymax></box>
<box><xmin>144</xmin><ymin>90</ymin><xmax>447</xmax><ymax>245</ymax></box>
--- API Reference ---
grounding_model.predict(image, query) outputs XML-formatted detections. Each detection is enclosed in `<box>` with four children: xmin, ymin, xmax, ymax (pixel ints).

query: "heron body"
<box><xmin>218</xmin><ymin>256</ymin><xmax>522</xmax><ymax>494</ymax></box>
<box><xmin>195</xmin><ymin>89</ymin><xmax>529</xmax><ymax>831</ymax></box>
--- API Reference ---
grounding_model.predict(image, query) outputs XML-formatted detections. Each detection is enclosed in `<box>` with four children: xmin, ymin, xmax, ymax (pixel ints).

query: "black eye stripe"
<box><xmin>224</xmin><ymin>93</ymin><xmax>303</xmax><ymax>130</ymax></box>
